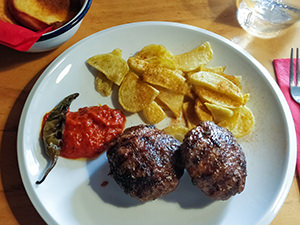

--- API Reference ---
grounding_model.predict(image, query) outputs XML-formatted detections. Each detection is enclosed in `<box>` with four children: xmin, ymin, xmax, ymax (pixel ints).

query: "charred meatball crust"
<box><xmin>181</xmin><ymin>121</ymin><xmax>247</xmax><ymax>200</ymax></box>
<box><xmin>106</xmin><ymin>125</ymin><xmax>184</xmax><ymax>201</ymax></box>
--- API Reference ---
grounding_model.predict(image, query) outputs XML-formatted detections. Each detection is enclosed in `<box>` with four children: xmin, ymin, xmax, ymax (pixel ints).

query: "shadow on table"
<box><xmin>180</xmin><ymin>0</ymin><xmax>240</xmax><ymax>28</ymax></box>
<box><xmin>208</xmin><ymin>0</ymin><xmax>241</xmax><ymax>28</ymax></box>
<box><xmin>0</xmin><ymin>45</ymin><xmax>51</xmax><ymax>72</ymax></box>
<box><xmin>0</xmin><ymin>67</ymin><xmax>47</xmax><ymax>225</ymax></box>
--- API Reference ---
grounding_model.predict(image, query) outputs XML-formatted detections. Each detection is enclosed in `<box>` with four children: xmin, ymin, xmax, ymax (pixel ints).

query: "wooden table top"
<box><xmin>0</xmin><ymin>0</ymin><xmax>299</xmax><ymax>224</ymax></box>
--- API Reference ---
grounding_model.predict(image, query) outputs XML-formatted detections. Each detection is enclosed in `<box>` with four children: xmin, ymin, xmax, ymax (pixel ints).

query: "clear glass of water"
<box><xmin>237</xmin><ymin>0</ymin><xmax>300</xmax><ymax>38</ymax></box>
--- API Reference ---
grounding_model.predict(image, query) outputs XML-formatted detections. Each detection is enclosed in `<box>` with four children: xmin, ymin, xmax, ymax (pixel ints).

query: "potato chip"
<box><xmin>175</xmin><ymin>41</ymin><xmax>213</xmax><ymax>72</ymax></box>
<box><xmin>119</xmin><ymin>71</ymin><xmax>159</xmax><ymax>112</ymax></box>
<box><xmin>95</xmin><ymin>72</ymin><xmax>113</xmax><ymax>96</ymax></box>
<box><xmin>128</xmin><ymin>57</ymin><xmax>189</xmax><ymax>95</ymax></box>
<box><xmin>194</xmin><ymin>98</ymin><xmax>213</xmax><ymax>121</ymax></box>
<box><xmin>156</xmin><ymin>87</ymin><xmax>184</xmax><ymax>118</ymax></box>
<box><xmin>163</xmin><ymin>125</ymin><xmax>189</xmax><ymax>142</ymax></box>
<box><xmin>218</xmin><ymin>106</ymin><xmax>255</xmax><ymax>138</ymax></box>
<box><xmin>188</xmin><ymin>71</ymin><xmax>244</xmax><ymax>102</ymax></box>
<box><xmin>182</xmin><ymin>101</ymin><xmax>201</xmax><ymax>129</ymax></box>
<box><xmin>135</xmin><ymin>44</ymin><xmax>177</xmax><ymax>69</ymax></box>
<box><xmin>142</xmin><ymin>101</ymin><xmax>167</xmax><ymax>124</ymax></box>
<box><xmin>87</xmin><ymin>50</ymin><xmax>129</xmax><ymax>85</ymax></box>
<box><xmin>204</xmin><ymin>102</ymin><xmax>233</xmax><ymax>123</ymax></box>
<box><xmin>194</xmin><ymin>87</ymin><xmax>243</xmax><ymax>108</ymax></box>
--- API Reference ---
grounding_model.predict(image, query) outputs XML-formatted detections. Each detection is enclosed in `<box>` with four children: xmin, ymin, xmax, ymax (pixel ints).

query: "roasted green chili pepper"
<box><xmin>36</xmin><ymin>93</ymin><xmax>79</xmax><ymax>184</ymax></box>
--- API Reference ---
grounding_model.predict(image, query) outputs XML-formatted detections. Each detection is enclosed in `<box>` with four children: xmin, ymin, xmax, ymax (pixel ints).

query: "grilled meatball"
<box><xmin>106</xmin><ymin>125</ymin><xmax>184</xmax><ymax>201</ymax></box>
<box><xmin>181</xmin><ymin>121</ymin><xmax>247</xmax><ymax>200</ymax></box>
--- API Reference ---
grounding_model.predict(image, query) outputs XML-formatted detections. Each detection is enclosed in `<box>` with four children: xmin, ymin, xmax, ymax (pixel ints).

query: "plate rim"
<box><xmin>17</xmin><ymin>21</ymin><xmax>297</xmax><ymax>225</ymax></box>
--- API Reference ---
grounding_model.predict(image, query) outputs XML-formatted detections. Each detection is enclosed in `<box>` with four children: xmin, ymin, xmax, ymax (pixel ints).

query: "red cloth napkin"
<box><xmin>0</xmin><ymin>20</ymin><xmax>52</xmax><ymax>51</ymax></box>
<box><xmin>273</xmin><ymin>58</ymin><xmax>300</xmax><ymax>177</ymax></box>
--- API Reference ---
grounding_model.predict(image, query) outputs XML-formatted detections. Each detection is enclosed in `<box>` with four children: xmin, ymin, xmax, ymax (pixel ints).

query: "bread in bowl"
<box><xmin>8</xmin><ymin>0</ymin><xmax>73</xmax><ymax>31</ymax></box>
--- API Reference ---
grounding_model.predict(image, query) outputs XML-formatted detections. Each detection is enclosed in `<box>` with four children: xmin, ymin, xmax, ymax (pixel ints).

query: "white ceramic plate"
<box><xmin>17</xmin><ymin>22</ymin><xmax>297</xmax><ymax>225</ymax></box>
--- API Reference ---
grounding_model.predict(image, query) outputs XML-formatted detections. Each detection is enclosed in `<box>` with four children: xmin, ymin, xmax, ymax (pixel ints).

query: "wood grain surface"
<box><xmin>0</xmin><ymin>0</ymin><xmax>299</xmax><ymax>224</ymax></box>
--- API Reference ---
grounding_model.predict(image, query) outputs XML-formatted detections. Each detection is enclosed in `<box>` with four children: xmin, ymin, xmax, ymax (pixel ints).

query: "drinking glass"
<box><xmin>237</xmin><ymin>0</ymin><xmax>300</xmax><ymax>38</ymax></box>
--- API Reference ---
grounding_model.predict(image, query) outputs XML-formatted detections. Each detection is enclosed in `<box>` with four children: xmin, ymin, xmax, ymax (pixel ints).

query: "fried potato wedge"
<box><xmin>142</xmin><ymin>66</ymin><xmax>188</xmax><ymax>94</ymax></box>
<box><xmin>218</xmin><ymin>73</ymin><xmax>242</xmax><ymax>88</ymax></box>
<box><xmin>218</xmin><ymin>106</ymin><xmax>255</xmax><ymax>138</ymax></box>
<box><xmin>128</xmin><ymin>57</ymin><xmax>189</xmax><ymax>94</ymax></box>
<box><xmin>199</xmin><ymin>65</ymin><xmax>226</xmax><ymax>73</ymax></box>
<box><xmin>87</xmin><ymin>50</ymin><xmax>129</xmax><ymax>85</ymax></box>
<box><xmin>156</xmin><ymin>87</ymin><xmax>184</xmax><ymax>118</ymax></box>
<box><xmin>195</xmin><ymin>65</ymin><xmax>242</xmax><ymax>88</ymax></box>
<box><xmin>232</xmin><ymin>106</ymin><xmax>255</xmax><ymax>137</ymax></box>
<box><xmin>194</xmin><ymin>87</ymin><xmax>243</xmax><ymax>108</ymax></box>
<box><xmin>243</xmin><ymin>93</ymin><xmax>250</xmax><ymax>104</ymax></box>
<box><xmin>87</xmin><ymin>42</ymin><xmax>255</xmax><ymax>138</ymax></box>
<box><xmin>188</xmin><ymin>71</ymin><xmax>244</xmax><ymax>102</ymax></box>
<box><xmin>204</xmin><ymin>102</ymin><xmax>233</xmax><ymax>123</ymax></box>
<box><xmin>182</xmin><ymin>101</ymin><xmax>201</xmax><ymax>129</ymax></box>
<box><xmin>163</xmin><ymin>125</ymin><xmax>189</xmax><ymax>142</ymax></box>
<box><xmin>119</xmin><ymin>72</ymin><xmax>159</xmax><ymax>112</ymax></box>
<box><xmin>111</xmin><ymin>48</ymin><xmax>122</xmax><ymax>57</ymax></box>
<box><xmin>142</xmin><ymin>101</ymin><xmax>167</xmax><ymax>124</ymax></box>
<box><xmin>175</xmin><ymin>41</ymin><xmax>213</xmax><ymax>72</ymax></box>
<box><xmin>194</xmin><ymin>98</ymin><xmax>213</xmax><ymax>121</ymax></box>
<box><xmin>95</xmin><ymin>72</ymin><xmax>113</xmax><ymax>97</ymax></box>
<box><xmin>127</xmin><ymin>56</ymin><xmax>147</xmax><ymax>74</ymax></box>
<box><xmin>135</xmin><ymin>44</ymin><xmax>177</xmax><ymax>69</ymax></box>
<box><xmin>190</xmin><ymin>66</ymin><xmax>242</xmax><ymax>88</ymax></box>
